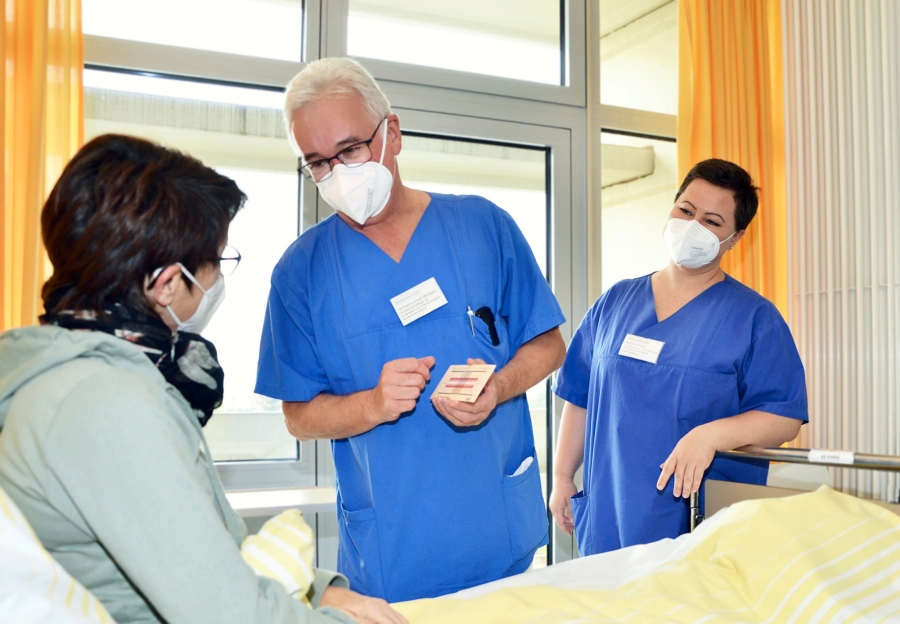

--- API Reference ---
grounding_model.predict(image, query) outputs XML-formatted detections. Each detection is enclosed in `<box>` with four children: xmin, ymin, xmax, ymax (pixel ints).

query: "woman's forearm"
<box><xmin>553</xmin><ymin>401</ymin><xmax>588</xmax><ymax>482</ymax></box>
<box><xmin>703</xmin><ymin>410</ymin><xmax>802</xmax><ymax>452</ymax></box>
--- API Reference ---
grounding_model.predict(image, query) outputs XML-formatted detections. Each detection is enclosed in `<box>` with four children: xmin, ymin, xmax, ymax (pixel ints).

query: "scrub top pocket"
<box><xmin>338</xmin><ymin>503</ymin><xmax>386</xmax><ymax>599</ymax></box>
<box><xmin>472</xmin><ymin>306</ymin><xmax>509</xmax><ymax>354</ymax></box>
<box><xmin>470</xmin><ymin>310</ymin><xmax>510</xmax><ymax>364</ymax></box>
<box><xmin>570</xmin><ymin>491</ymin><xmax>592</xmax><ymax>557</ymax></box>
<box><xmin>673</xmin><ymin>367</ymin><xmax>738</xmax><ymax>430</ymax></box>
<box><xmin>501</xmin><ymin>453</ymin><xmax>548</xmax><ymax>565</ymax></box>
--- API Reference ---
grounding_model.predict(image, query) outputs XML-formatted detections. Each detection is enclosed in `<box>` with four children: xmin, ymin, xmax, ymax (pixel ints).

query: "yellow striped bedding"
<box><xmin>241</xmin><ymin>508</ymin><xmax>316</xmax><ymax>606</ymax></box>
<box><xmin>0</xmin><ymin>486</ymin><xmax>115</xmax><ymax>623</ymax></box>
<box><xmin>394</xmin><ymin>486</ymin><xmax>900</xmax><ymax>623</ymax></box>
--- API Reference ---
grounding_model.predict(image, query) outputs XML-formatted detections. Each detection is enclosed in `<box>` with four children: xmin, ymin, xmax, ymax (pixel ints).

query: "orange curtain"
<box><xmin>677</xmin><ymin>0</ymin><xmax>787</xmax><ymax>316</ymax></box>
<box><xmin>1</xmin><ymin>0</ymin><xmax>83</xmax><ymax>331</ymax></box>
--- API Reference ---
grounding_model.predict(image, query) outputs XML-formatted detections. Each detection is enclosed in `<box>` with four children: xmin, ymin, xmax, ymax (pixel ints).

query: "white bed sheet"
<box><xmin>450</xmin><ymin>515</ymin><xmax>724</xmax><ymax>600</ymax></box>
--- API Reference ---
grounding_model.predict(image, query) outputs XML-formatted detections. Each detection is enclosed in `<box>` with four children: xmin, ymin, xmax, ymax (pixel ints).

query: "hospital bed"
<box><xmin>394</xmin><ymin>447</ymin><xmax>900</xmax><ymax>623</ymax></box>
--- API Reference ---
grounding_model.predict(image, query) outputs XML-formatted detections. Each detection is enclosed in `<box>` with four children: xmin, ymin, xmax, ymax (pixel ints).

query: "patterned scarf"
<box><xmin>41</xmin><ymin>296</ymin><xmax>224</xmax><ymax>426</ymax></box>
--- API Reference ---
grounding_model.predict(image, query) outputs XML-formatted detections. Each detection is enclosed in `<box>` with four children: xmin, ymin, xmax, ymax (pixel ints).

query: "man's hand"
<box><xmin>431</xmin><ymin>358</ymin><xmax>501</xmax><ymax>427</ymax></box>
<box><xmin>366</xmin><ymin>356</ymin><xmax>435</xmax><ymax>426</ymax></box>
<box><xmin>320</xmin><ymin>585</ymin><xmax>408</xmax><ymax>624</ymax></box>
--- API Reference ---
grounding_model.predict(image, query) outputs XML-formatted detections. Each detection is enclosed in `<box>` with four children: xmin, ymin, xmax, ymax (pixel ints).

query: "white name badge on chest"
<box><xmin>618</xmin><ymin>333</ymin><xmax>665</xmax><ymax>364</ymax></box>
<box><xmin>390</xmin><ymin>277</ymin><xmax>448</xmax><ymax>326</ymax></box>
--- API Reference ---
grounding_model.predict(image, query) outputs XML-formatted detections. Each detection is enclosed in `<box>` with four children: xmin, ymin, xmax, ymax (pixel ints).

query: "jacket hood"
<box><xmin>0</xmin><ymin>326</ymin><xmax>158</xmax><ymax>429</ymax></box>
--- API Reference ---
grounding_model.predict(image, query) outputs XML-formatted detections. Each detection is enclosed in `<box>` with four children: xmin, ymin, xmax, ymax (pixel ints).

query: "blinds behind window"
<box><xmin>784</xmin><ymin>0</ymin><xmax>900</xmax><ymax>503</ymax></box>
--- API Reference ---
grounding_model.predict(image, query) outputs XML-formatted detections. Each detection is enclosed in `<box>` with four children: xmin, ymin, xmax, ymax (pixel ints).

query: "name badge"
<box><xmin>390</xmin><ymin>277</ymin><xmax>448</xmax><ymax>326</ymax></box>
<box><xmin>618</xmin><ymin>333</ymin><xmax>665</xmax><ymax>364</ymax></box>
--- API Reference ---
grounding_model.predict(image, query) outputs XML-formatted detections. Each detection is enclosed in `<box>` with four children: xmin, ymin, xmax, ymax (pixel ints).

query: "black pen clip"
<box><xmin>474</xmin><ymin>306</ymin><xmax>501</xmax><ymax>346</ymax></box>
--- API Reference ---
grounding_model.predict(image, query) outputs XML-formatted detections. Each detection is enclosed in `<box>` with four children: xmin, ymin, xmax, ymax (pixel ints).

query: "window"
<box><xmin>348</xmin><ymin>0</ymin><xmax>563</xmax><ymax>85</ymax></box>
<box><xmin>597</xmin><ymin>0</ymin><xmax>679</xmax><ymax>289</ymax></box>
<box><xmin>399</xmin><ymin>133</ymin><xmax>551</xmax><ymax>567</ymax></box>
<box><xmin>400</xmin><ymin>135</ymin><xmax>548</xmax><ymax>268</ymax></box>
<box><xmin>84</xmin><ymin>69</ymin><xmax>300</xmax><ymax>461</ymax></box>
<box><xmin>83</xmin><ymin>0</ymin><xmax>585</xmax><ymax>569</ymax></box>
<box><xmin>599</xmin><ymin>0</ymin><xmax>678</xmax><ymax>115</ymax></box>
<box><xmin>600</xmin><ymin>132</ymin><xmax>677</xmax><ymax>290</ymax></box>
<box><xmin>83</xmin><ymin>0</ymin><xmax>304</xmax><ymax>61</ymax></box>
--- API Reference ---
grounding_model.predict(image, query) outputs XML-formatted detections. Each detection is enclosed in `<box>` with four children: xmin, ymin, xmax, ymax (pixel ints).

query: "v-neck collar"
<box><xmin>336</xmin><ymin>195</ymin><xmax>434</xmax><ymax>266</ymax></box>
<box><xmin>648</xmin><ymin>273</ymin><xmax>729</xmax><ymax>325</ymax></box>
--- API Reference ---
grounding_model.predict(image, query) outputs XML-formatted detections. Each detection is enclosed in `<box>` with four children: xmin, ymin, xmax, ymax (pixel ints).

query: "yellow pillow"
<box><xmin>241</xmin><ymin>509</ymin><xmax>316</xmax><ymax>606</ymax></box>
<box><xmin>0</xmin><ymin>486</ymin><xmax>116</xmax><ymax>623</ymax></box>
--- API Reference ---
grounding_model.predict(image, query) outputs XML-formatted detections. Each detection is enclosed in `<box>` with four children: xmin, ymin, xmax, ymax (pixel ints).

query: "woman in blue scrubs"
<box><xmin>550</xmin><ymin>159</ymin><xmax>808</xmax><ymax>556</ymax></box>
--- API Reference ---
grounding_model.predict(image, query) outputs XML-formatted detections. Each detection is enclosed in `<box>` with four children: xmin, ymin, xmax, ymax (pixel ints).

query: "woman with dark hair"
<box><xmin>0</xmin><ymin>134</ymin><xmax>405</xmax><ymax>624</ymax></box>
<box><xmin>549</xmin><ymin>159</ymin><xmax>809</xmax><ymax>556</ymax></box>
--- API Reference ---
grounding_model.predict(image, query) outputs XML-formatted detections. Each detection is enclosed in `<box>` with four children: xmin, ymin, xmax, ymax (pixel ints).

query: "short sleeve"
<box><xmin>496</xmin><ymin>210</ymin><xmax>566</xmax><ymax>352</ymax></box>
<box><xmin>738</xmin><ymin>306</ymin><xmax>809</xmax><ymax>422</ymax></box>
<box><xmin>255</xmin><ymin>264</ymin><xmax>331</xmax><ymax>402</ymax></box>
<box><xmin>552</xmin><ymin>303</ymin><xmax>600</xmax><ymax>409</ymax></box>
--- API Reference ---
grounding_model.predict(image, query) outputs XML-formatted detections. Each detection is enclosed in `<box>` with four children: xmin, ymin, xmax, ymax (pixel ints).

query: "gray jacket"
<box><xmin>0</xmin><ymin>326</ymin><xmax>356</xmax><ymax>624</ymax></box>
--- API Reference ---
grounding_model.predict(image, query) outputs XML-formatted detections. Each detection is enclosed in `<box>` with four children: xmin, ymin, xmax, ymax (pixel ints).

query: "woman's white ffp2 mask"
<box><xmin>316</xmin><ymin>120</ymin><xmax>393</xmax><ymax>225</ymax></box>
<box><xmin>165</xmin><ymin>263</ymin><xmax>226</xmax><ymax>334</ymax></box>
<box><xmin>664</xmin><ymin>218</ymin><xmax>735</xmax><ymax>269</ymax></box>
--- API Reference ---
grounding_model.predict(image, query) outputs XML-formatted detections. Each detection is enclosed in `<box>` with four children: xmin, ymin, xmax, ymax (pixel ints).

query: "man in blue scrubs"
<box><xmin>255</xmin><ymin>58</ymin><xmax>566</xmax><ymax>602</ymax></box>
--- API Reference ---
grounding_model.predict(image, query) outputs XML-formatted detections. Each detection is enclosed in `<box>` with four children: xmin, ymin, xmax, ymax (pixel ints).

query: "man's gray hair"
<box><xmin>283</xmin><ymin>57</ymin><xmax>392</xmax><ymax>153</ymax></box>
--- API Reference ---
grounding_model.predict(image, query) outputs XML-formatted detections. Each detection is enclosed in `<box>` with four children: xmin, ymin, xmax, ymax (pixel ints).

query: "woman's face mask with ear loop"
<box><xmin>663</xmin><ymin>218</ymin><xmax>736</xmax><ymax>269</ymax></box>
<box><xmin>154</xmin><ymin>262</ymin><xmax>226</xmax><ymax>334</ymax></box>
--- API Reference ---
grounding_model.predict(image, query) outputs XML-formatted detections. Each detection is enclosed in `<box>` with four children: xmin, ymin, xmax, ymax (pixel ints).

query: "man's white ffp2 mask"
<box><xmin>316</xmin><ymin>120</ymin><xmax>393</xmax><ymax>225</ymax></box>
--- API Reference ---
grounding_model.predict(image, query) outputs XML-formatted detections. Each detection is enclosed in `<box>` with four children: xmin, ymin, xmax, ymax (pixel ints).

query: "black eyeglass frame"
<box><xmin>298</xmin><ymin>117</ymin><xmax>388</xmax><ymax>182</ymax></box>
<box><xmin>217</xmin><ymin>244</ymin><xmax>242</xmax><ymax>276</ymax></box>
<box><xmin>146</xmin><ymin>244</ymin><xmax>242</xmax><ymax>289</ymax></box>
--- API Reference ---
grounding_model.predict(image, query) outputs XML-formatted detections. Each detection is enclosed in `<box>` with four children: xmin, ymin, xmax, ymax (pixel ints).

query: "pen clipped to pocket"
<box><xmin>474</xmin><ymin>306</ymin><xmax>501</xmax><ymax>346</ymax></box>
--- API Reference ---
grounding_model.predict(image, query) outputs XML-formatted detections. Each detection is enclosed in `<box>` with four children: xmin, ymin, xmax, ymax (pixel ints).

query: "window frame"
<box><xmin>304</xmin><ymin>104</ymin><xmax>585</xmax><ymax>568</ymax></box>
<box><xmin>82</xmin><ymin>0</ymin><xmax>594</xmax><ymax>567</ymax></box>
<box><xmin>321</xmin><ymin>0</ymin><xmax>586</xmax><ymax>106</ymax></box>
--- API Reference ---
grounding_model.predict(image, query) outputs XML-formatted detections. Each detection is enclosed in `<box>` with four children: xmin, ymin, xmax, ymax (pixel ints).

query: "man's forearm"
<box><xmin>283</xmin><ymin>391</ymin><xmax>377</xmax><ymax>441</ymax></box>
<box><xmin>283</xmin><ymin>357</ymin><xmax>434</xmax><ymax>441</ymax></box>
<box><xmin>493</xmin><ymin>328</ymin><xmax>566</xmax><ymax>404</ymax></box>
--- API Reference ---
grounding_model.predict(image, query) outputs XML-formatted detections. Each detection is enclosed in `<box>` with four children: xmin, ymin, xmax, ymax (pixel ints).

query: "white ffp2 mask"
<box><xmin>316</xmin><ymin>120</ymin><xmax>393</xmax><ymax>225</ymax></box>
<box><xmin>166</xmin><ymin>263</ymin><xmax>226</xmax><ymax>334</ymax></box>
<box><xmin>663</xmin><ymin>218</ymin><xmax>735</xmax><ymax>269</ymax></box>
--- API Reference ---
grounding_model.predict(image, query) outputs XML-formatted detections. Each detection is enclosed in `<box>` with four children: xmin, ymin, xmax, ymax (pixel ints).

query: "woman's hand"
<box><xmin>657</xmin><ymin>412</ymin><xmax>802</xmax><ymax>498</ymax></box>
<box><xmin>656</xmin><ymin>425</ymin><xmax>718</xmax><ymax>498</ymax></box>
<box><xmin>320</xmin><ymin>586</ymin><xmax>408</xmax><ymax>624</ymax></box>
<box><xmin>549</xmin><ymin>477</ymin><xmax>578</xmax><ymax>535</ymax></box>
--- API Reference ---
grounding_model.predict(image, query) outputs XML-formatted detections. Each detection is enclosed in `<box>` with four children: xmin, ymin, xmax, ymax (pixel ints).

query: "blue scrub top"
<box><xmin>553</xmin><ymin>274</ymin><xmax>807</xmax><ymax>556</ymax></box>
<box><xmin>256</xmin><ymin>194</ymin><xmax>565</xmax><ymax>602</ymax></box>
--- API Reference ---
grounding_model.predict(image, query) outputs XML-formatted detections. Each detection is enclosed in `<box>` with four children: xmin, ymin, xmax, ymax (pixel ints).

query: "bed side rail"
<box><xmin>689</xmin><ymin>446</ymin><xmax>900</xmax><ymax>531</ymax></box>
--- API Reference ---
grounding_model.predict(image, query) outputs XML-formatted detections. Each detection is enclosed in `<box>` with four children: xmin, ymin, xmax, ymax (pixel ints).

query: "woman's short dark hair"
<box><xmin>41</xmin><ymin>134</ymin><xmax>247</xmax><ymax>315</ymax></box>
<box><xmin>674</xmin><ymin>159</ymin><xmax>759</xmax><ymax>231</ymax></box>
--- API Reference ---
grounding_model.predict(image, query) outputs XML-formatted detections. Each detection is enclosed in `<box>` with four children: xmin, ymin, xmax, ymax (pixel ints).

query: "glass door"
<box><xmin>311</xmin><ymin>109</ymin><xmax>575</xmax><ymax>570</ymax></box>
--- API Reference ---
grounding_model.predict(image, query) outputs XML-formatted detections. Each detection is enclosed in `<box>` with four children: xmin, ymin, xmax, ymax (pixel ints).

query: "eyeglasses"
<box><xmin>299</xmin><ymin>118</ymin><xmax>387</xmax><ymax>182</ymax></box>
<box><xmin>218</xmin><ymin>244</ymin><xmax>242</xmax><ymax>276</ymax></box>
<box><xmin>147</xmin><ymin>244</ymin><xmax>242</xmax><ymax>288</ymax></box>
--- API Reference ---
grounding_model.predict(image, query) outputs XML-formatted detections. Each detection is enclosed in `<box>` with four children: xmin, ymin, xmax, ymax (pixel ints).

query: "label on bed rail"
<box><xmin>808</xmin><ymin>449</ymin><xmax>855</xmax><ymax>465</ymax></box>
